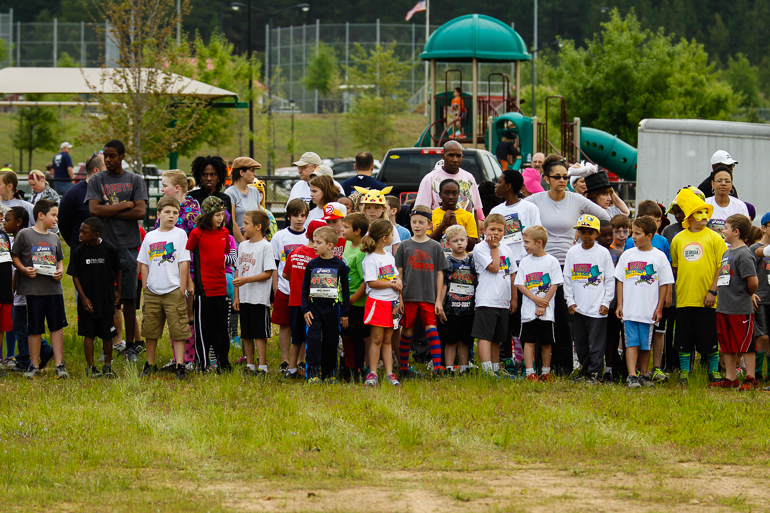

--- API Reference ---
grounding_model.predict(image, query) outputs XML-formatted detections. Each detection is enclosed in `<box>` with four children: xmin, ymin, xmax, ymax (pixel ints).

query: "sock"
<box><xmin>526</xmin><ymin>367</ymin><xmax>535</xmax><ymax>376</ymax></box>
<box><xmin>481</xmin><ymin>361</ymin><xmax>493</xmax><ymax>372</ymax></box>
<box><xmin>757</xmin><ymin>351</ymin><xmax>766</xmax><ymax>379</ymax></box>
<box><xmin>425</xmin><ymin>327</ymin><xmax>442</xmax><ymax>368</ymax></box>
<box><xmin>246</xmin><ymin>364</ymin><xmax>256</xmax><ymax>371</ymax></box>
<box><xmin>605</xmin><ymin>366</ymin><xmax>612</xmax><ymax>375</ymax></box>
<box><xmin>492</xmin><ymin>362</ymin><xmax>500</xmax><ymax>372</ymax></box>
<box><xmin>259</xmin><ymin>364</ymin><xmax>268</xmax><ymax>372</ymax></box>
<box><xmin>288</xmin><ymin>368</ymin><xmax>297</xmax><ymax>374</ymax></box>
<box><xmin>542</xmin><ymin>366</ymin><xmax>551</xmax><ymax>375</ymax></box>
<box><xmin>707</xmin><ymin>352</ymin><xmax>719</xmax><ymax>374</ymax></box>
<box><xmin>678</xmin><ymin>352</ymin><xmax>691</xmax><ymax>373</ymax></box>
<box><xmin>399</xmin><ymin>333</ymin><xmax>413</xmax><ymax>370</ymax></box>
<box><xmin>459</xmin><ymin>365</ymin><xmax>468</xmax><ymax>372</ymax></box>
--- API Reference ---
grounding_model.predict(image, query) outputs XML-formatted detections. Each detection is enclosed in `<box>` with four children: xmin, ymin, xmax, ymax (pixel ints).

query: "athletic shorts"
<box><xmin>26</xmin><ymin>295</ymin><xmax>68</xmax><ymax>336</ymax></box>
<box><xmin>754</xmin><ymin>304</ymin><xmax>770</xmax><ymax>338</ymax></box>
<box><xmin>438</xmin><ymin>314</ymin><xmax>474</xmax><ymax>346</ymax></box>
<box><xmin>717</xmin><ymin>312</ymin><xmax>755</xmax><ymax>354</ymax></box>
<box><xmin>519</xmin><ymin>318</ymin><xmax>555</xmax><ymax>346</ymax></box>
<box><xmin>624</xmin><ymin>320</ymin><xmax>654</xmax><ymax>350</ymax></box>
<box><xmin>141</xmin><ymin>288</ymin><xmax>190</xmax><ymax>341</ymax></box>
<box><xmin>240</xmin><ymin>303</ymin><xmax>272</xmax><ymax>340</ymax></box>
<box><xmin>655</xmin><ymin>307</ymin><xmax>671</xmax><ymax>333</ymax></box>
<box><xmin>134</xmin><ymin>279</ymin><xmax>143</xmax><ymax>310</ymax></box>
<box><xmin>270</xmin><ymin>290</ymin><xmax>291</xmax><ymax>326</ymax></box>
<box><xmin>402</xmin><ymin>301</ymin><xmax>437</xmax><ymax>329</ymax></box>
<box><xmin>118</xmin><ymin>247</ymin><xmax>139</xmax><ymax>300</ymax></box>
<box><xmin>78</xmin><ymin>315</ymin><xmax>117</xmax><ymax>341</ymax></box>
<box><xmin>340</xmin><ymin>305</ymin><xmax>370</xmax><ymax>339</ymax></box>
<box><xmin>471</xmin><ymin>307</ymin><xmax>509</xmax><ymax>344</ymax></box>
<box><xmin>675</xmin><ymin>307</ymin><xmax>719</xmax><ymax>355</ymax></box>
<box><xmin>0</xmin><ymin>302</ymin><xmax>12</xmax><ymax>332</ymax></box>
<box><xmin>364</xmin><ymin>297</ymin><xmax>396</xmax><ymax>328</ymax></box>
<box><xmin>289</xmin><ymin>305</ymin><xmax>307</xmax><ymax>346</ymax></box>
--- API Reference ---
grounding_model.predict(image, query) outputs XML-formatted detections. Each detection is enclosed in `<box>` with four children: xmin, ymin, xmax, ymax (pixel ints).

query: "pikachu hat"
<box><xmin>354</xmin><ymin>186</ymin><xmax>393</xmax><ymax>206</ymax></box>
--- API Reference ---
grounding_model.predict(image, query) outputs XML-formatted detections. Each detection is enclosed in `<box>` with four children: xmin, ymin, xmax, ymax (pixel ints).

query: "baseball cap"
<box><xmin>761</xmin><ymin>212</ymin><xmax>770</xmax><ymax>226</ymax></box>
<box><xmin>710</xmin><ymin>150</ymin><xmax>738</xmax><ymax>166</ymax></box>
<box><xmin>310</xmin><ymin>165</ymin><xmax>334</xmax><ymax>178</ymax></box>
<box><xmin>293</xmin><ymin>152</ymin><xmax>322</xmax><ymax>167</ymax></box>
<box><xmin>522</xmin><ymin>167</ymin><xmax>544</xmax><ymax>194</ymax></box>
<box><xmin>306</xmin><ymin>220</ymin><xmax>327</xmax><ymax>240</ymax></box>
<box><xmin>231</xmin><ymin>156</ymin><xmax>261</xmax><ymax>170</ymax></box>
<box><xmin>321</xmin><ymin>202</ymin><xmax>347</xmax><ymax>220</ymax></box>
<box><xmin>60</xmin><ymin>142</ymin><xmax>73</xmax><ymax>149</ymax></box>
<box><xmin>573</xmin><ymin>214</ymin><xmax>600</xmax><ymax>232</ymax></box>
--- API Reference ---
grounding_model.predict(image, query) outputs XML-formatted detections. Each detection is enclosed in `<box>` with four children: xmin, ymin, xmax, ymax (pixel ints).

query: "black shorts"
<box><xmin>655</xmin><ymin>307</ymin><xmax>671</xmax><ymax>333</ymax></box>
<box><xmin>340</xmin><ymin>305</ymin><xmax>370</xmax><ymax>339</ymax></box>
<box><xmin>675</xmin><ymin>307</ymin><xmax>718</xmax><ymax>355</ymax></box>
<box><xmin>471</xmin><ymin>307</ymin><xmax>509</xmax><ymax>344</ymax></box>
<box><xmin>438</xmin><ymin>314</ymin><xmax>474</xmax><ymax>346</ymax></box>
<box><xmin>289</xmin><ymin>305</ymin><xmax>306</xmax><ymax>346</ymax></box>
<box><xmin>754</xmin><ymin>303</ymin><xmax>770</xmax><ymax>338</ymax></box>
<box><xmin>240</xmin><ymin>303</ymin><xmax>271</xmax><ymax>340</ymax></box>
<box><xmin>26</xmin><ymin>295</ymin><xmax>68</xmax><ymax>336</ymax></box>
<box><xmin>134</xmin><ymin>279</ymin><xmax>143</xmax><ymax>310</ymax></box>
<box><xmin>520</xmin><ymin>319</ymin><xmax>555</xmax><ymax>346</ymax></box>
<box><xmin>78</xmin><ymin>315</ymin><xmax>117</xmax><ymax>341</ymax></box>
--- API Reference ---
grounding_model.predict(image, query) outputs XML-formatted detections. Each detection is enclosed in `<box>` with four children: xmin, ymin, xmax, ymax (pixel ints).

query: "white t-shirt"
<box><xmin>138</xmin><ymin>227</ymin><xmax>191</xmax><ymax>295</ymax></box>
<box><xmin>271</xmin><ymin>227</ymin><xmax>308</xmax><ymax>295</ymax></box>
<box><xmin>305</xmin><ymin>206</ymin><xmax>324</xmax><ymax>228</ymax></box>
<box><xmin>489</xmin><ymin>200</ymin><xmax>542</xmax><ymax>263</ymax></box>
<box><xmin>287</xmin><ymin>179</ymin><xmax>346</xmax><ymax>206</ymax></box>
<box><xmin>705</xmin><ymin>196</ymin><xmax>750</xmax><ymax>240</ymax></box>
<box><xmin>474</xmin><ymin>240</ymin><xmax>518</xmax><ymax>309</ymax></box>
<box><xmin>563</xmin><ymin>243</ymin><xmax>615</xmax><ymax>318</ymax></box>
<box><xmin>237</xmin><ymin>238</ymin><xmax>277</xmax><ymax>306</ymax></box>
<box><xmin>362</xmin><ymin>251</ymin><xmax>399</xmax><ymax>301</ymax></box>
<box><xmin>613</xmin><ymin>247</ymin><xmax>675</xmax><ymax>324</ymax></box>
<box><xmin>514</xmin><ymin>253</ymin><xmax>564</xmax><ymax>322</ymax></box>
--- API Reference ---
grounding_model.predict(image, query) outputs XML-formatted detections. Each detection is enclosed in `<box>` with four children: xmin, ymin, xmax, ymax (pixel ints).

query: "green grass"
<box><xmin>1</xmin><ymin>244</ymin><xmax>770</xmax><ymax>511</ymax></box>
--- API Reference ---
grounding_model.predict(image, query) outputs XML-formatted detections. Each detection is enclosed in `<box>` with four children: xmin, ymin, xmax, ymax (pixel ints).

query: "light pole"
<box><xmin>231</xmin><ymin>2</ymin><xmax>255</xmax><ymax>159</ymax></box>
<box><xmin>232</xmin><ymin>2</ymin><xmax>309</xmax><ymax>173</ymax></box>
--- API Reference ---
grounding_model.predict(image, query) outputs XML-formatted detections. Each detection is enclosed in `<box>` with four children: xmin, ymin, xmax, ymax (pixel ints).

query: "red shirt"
<box><xmin>333</xmin><ymin>237</ymin><xmax>346</xmax><ymax>259</ymax></box>
<box><xmin>284</xmin><ymin>245</ymin><xmax>316</xmax><ymax>307</ymax></box>
<box><xmin>187</xmin><ymin>227</ymin><xmax>229</xmax><ymax>297</ymax></box>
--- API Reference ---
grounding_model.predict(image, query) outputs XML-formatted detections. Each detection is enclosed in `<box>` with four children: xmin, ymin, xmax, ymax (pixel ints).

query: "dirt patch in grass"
<box><xmin>183</xmin><ymin>463</ymin><xmax>767</xmax><ymax>512</ymax></box>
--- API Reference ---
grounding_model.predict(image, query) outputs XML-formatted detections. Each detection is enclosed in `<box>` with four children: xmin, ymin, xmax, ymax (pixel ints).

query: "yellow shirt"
<box><xmin>430</xmin><ymin>207</ymin><xmax>478</xmax><ymax>254</ymax></box>
<box><xmin>670</xmin><ymin>227</ymin><xmax>727</xmax><ymax>308</ymax></box>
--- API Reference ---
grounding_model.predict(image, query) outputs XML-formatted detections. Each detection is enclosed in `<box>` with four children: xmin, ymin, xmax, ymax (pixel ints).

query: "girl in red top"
<box><xmin>187</xmin><ymin>196</ymin><xmax>235</xmax><ymax>372</ymax></box>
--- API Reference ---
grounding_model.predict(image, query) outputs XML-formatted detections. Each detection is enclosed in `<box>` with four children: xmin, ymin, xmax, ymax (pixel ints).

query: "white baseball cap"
<box><xmin>710</xmin><ymin>150</ymin><xmax>738</xmax><ymax>166</ymax></box>
<box><xmin>60</xmin><ymin>142</ymin><xmax>73</xmax><ymax>149</ymax></box>
<box><xmin>293</xmin><ymin>152</ymin><xmax>322</xmax><ymax>167</ymax></box>
<box><xmin>310</xmin><ymin>165</ymin><xmax>334</xmax><ymax>178</ymax></box>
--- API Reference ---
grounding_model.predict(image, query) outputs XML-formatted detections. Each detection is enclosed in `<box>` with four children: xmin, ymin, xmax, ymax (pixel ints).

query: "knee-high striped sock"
<box><xmin>399</xmin><ymin>333</ymin><xmax>413</xmax><ymax>370</ymax></box>
<box><xmin>678</xmin><ymin>352</ymin><xmax>691</xmax><ymax>374</ymax></box>
<box><xmin>707</xmin><ymin>352</ymin><xmax>719</xmax><ymax>375</ymax></box>
<box><xmin>426</xmin><ymin>326</ymin><xmax>442</xmax><ymax>368</ymax></box>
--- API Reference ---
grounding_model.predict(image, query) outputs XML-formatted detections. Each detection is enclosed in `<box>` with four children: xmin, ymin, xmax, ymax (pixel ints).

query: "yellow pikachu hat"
<box><xmin>675</xmin><ymin>187</ymin><xmax>713</xmax><ymax>229</ymax></box>
<box><xmin>249</xmin><ymin>178</ymin><xmax>267</xmax><ymax>209</ymax></box>
<box><xmin>354</xmin><ymin>185</ymin><xmax>393</xmax><ymax>206</ymax></box>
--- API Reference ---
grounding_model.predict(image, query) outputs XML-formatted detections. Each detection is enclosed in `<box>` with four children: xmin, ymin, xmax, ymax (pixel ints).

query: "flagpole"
<box><xmin>424</xmin><ymin>0</ymin><xmax>429</xmax><ymax>116</ymax></box>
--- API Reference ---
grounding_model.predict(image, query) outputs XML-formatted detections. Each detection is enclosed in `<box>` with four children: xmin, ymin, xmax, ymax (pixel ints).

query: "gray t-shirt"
<box><xmin>525</xmin><ymin>191</ymin><xmax>610</xmax><ymax>264</ymax></box>
<box><xmin>750</xmin><ymin>242</ymin><xmax>770</xmax><ymax>302</ymax></box>
<box><xmin>85</xmin><ymin>170</ymin><xmax>148</xmax><ymax>249</ymax></box>
<box><xmin>716</xmin><ymin>245</ymin><xmax>757</xmax><ymax>315</ymax></box>
<box><xmin>10</xmin><ymin>227</ymin><xmax>64</xmax><ymax>296</ymax></box>
<box><xmin>394</xmin><ymin>238</ymin><xmax>448</xmax><ymax>303</ymax></box>
<box><xmin>225</xmin><ymin>185</ymin><xmax>262</xmax><ymax>233</ymax></box>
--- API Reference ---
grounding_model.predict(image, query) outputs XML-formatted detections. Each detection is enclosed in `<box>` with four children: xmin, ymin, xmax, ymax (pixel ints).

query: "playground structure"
<box><xmin>415</xmin><ymin>14</ymin><xmax>638</xmax><ymax>181</ymax></box>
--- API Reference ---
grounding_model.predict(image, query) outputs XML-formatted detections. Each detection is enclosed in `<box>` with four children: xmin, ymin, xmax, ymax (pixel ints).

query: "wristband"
<box><xmin>708</xmin><ymin>289</ymin><xmax>717</xmax><ymax>296</ymax></box>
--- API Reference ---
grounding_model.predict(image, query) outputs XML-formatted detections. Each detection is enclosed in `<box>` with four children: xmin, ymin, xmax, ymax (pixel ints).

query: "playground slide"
<box><xmin>579</xmin><ymin>127</ymin><xmax>637</xmax><ymax>181</ymax></box>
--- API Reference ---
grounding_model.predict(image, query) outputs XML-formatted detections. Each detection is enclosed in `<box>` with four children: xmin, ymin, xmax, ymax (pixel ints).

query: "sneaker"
<box><xmin>284</xmin><ymin>369</ymin><xmax>300</xmax><ymax>379</ymax></box>
<box><xmin>174</xmin><ymin>365</ymin><xmax>186</xmax><ymax>381</ymax></box>
<box><xmin>102</xmin><ymin>365</ymin><xmax>116</xmax><ymax>379</ymax></box>
<box><xmin>627</xmin><ymin>375</ymin><xmax>641</xmax><ymax>388</ymax></box>
<box><xmin>326</xmin><ymin>376</ymin><xmax>338</xmax><ymax>384</ymax></box>
<box><xmin>236</xmin><ymin>356</ymin><xmax>247</xmax><ymax>365</ymax></box>
<box><xmin>526</xmin><ymin>373</ymin><xmax>539</xmax><ymax>382</ymax></box>
<box><xmin>639</xmin><ymin>374</ymin><xmax>655</xmax><ymax>387</ymax></box>
<box><xmin>10</xmin><ymin>362</ymin><xmax>28</xmax><ymax>373</ymax></box>
<box><xmin>39</xmin><ymin>351</ymin><xmax>54</xmax><ymax>370</ymax></box>
<box><xmin>55</xmin><ymin>363</ymin><xmax>69</xmax><ymax>379</ymax></box>
<box><xmin>4</xmin><ymin>356</ymin><xmax>16</xmax><ymax>369</ymax></box>
<box><xmin>184</xmin><ymin>361</ymin><xmax>196</xmax><ymax>371</ymax></box>
<box><xmin>602</xmin><ymin>371</ymin><xmax>613</xmax><ymax>383</ymax></box>
<box><xmin>539</xmin><ymin>373</ymin><xmax>554</xmax><ymax>383</ymax></box>
<box><xmin>484</xmin><ymin>370</ymin><xmax>501</xmax><ymax>380</ymax></box>
<box><xmin>651</xmin><ymin>368</ymin><xmax>668</xmax><ymax>383</ymax></box>
<box><xmin>679</xmin><ymin>371</ymin><xmax>689</xmax><ymax>386</ymax></box>
<box><xmin>708</xmin><ymin>371</ymin><xmax>726</xmax><ymax>384</ymax></box>
<box><xmin>139</xmin><ymin>362</ymin><xmax>157</xmax><ymax>377</ymax></box>
<box><xmin>113</xmin><ymin>341</ymin><xmax>127</xmax><ymax>355</ymax></box>
<box><xmin>738</xmin><ymin>376</ymin><xmax>759</xmax><ymax>391</ymax></box>
<box><xmin>710</xmin><ymin>378</ymin><xmax>739</xmax><ymax>388</ymax></box>
<box><xmin>243</xmin><ymin>367</ymin><xmax>258</xmax><ymax>377</ymax></box>
<box><xmin>124</xmin><ymin>346</ymin><xmax>139</xmax><ymax>363</ymax></box>
<box><xmin>255</xmin><ymin>368</ymin><xmax>268</xmax><ymax>378</ymax></box>
<box><xmin>763</xmin><ymin>384</ymin><xmax>770</xmax><ymax>392</ymax></box>
<box><xmin>432</xmin><ymin>365</ymin><xmax>446</xmax><ymax>377</ymax></box>
<box><xmin>279</xmin><ymin>361</ymin><xmax>289</xmax><ymax>373</ymax></box>
<box><xmin>386</xmin><ymin>373</ymin><xmax>400</xmax><ymax>386</ymax></box>
<box><xmin>307</xmin><ymin>376</ymin><xmax>322</xmax><ymax>384</ymax></box>
<box><xmin>24</xmin><ymin>365</ymin><xmax>40</xmax><ymax>379</ymax></box>
<box><xmin>585</xmin><ymin>373</ymin><xmax>601</xmax><ymax>386</ymax></box>
<box><xmin>502</xmin><ymin>358</ymin><xmax>518</xmax><ymax>374</ymax></box>
<box><xmin>399</xmin><ymin>366</ymin><xmax>423</xmax><ymax>380</ymax></box>
<box><xmin>86</xmin><ymin>366</ymin><xmax>102</xmax><ymax>378</ymax></box>
<box><xmin>570</xmin><ymin>373</ymin><xmax>586</xmax><ymax>383</ymax></box>
<box><xmin>159</xmin><ymin>359</ymin><xmax>177</xmax><ymax>372</ymax></box>
<box><xmin>298</xmin><ymin>362</ymin><xmax>307</xmax><ymax>378</ymax></box>
<box><xmin>364</xmin><ymin>372</ymin><xmax>378</xmax><ymax>387</ymax></box>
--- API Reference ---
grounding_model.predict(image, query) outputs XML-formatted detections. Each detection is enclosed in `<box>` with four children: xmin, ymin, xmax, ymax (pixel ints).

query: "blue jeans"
<box><xmin>8</xmin><ymin>305</ymin><xmax>53</xmax><ymax>367</ymax></box>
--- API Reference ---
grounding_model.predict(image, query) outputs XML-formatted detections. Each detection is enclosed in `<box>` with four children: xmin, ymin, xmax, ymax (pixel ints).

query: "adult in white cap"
<box><xmin>698</xmin><ymin>150</ymin><xmax>738</xmax><ymax>198</ymax></box>
<box><xmin>52</xmin><ymin>141</ymin><xmax>74</xmax><ymax>196</ymax></box>
<box><xmin>286</xmin><ymin>152</ymin><xmax>344</xmax><ymax>207</ymax></box>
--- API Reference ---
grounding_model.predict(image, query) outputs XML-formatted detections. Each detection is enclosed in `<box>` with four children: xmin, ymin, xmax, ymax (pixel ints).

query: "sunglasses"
<box><xmin>548</xmin><ymin>175</ymin><xmax>569</xmax><ymax>181</ymax></box>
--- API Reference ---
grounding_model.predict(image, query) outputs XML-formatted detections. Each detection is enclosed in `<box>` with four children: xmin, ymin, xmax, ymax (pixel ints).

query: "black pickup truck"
<box><xmin>376</xmin><ymin>147</ymin><xmax>503</xmax><ymax>204</ymax></box>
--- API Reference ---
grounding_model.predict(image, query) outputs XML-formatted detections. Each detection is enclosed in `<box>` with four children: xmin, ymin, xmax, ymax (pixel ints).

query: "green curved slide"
<box><xmin>578</xmin><ymin>127</ymin><xmax>637</xmax><ymax>181</ymax></box>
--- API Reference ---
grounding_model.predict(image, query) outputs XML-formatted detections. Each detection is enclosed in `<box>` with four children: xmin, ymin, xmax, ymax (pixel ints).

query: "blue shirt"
<box><xmin>396</xmin><ymin>224</ymin><xmax>411</xmax><ymax>243</ymax></box>
<box><xmin>625</xmin><ymin>233</ymin><xmax>671</xmax><ymax>262</ymax></box>
<box><xmin>341</xmin><ymin>175</ymin><xmax>386</xmax><ymax>196</ymax></box>
<box><xmin>52</xmin><ymin>152</ymin><xmax>73</xmax><ymax>180</ymax></box>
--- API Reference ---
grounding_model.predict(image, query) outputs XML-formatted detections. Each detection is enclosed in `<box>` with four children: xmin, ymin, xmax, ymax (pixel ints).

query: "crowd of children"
<box><xmin>2</xmin><ymin>145</ymin><xmax>770</xmax><ymax>392</ymax></box>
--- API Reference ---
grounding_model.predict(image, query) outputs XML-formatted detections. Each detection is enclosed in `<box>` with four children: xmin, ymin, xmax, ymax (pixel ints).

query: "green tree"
<box><xmin>303</xmin><ymin>43</ymin><xmax>345</xmax><ymax>156</ymax></box>
<box><xmin>723</xmin><ymin>53</ymin><xmax>761</xmax><ymax>108</ymax></box>
<box><xmin>551</xmin><ymin>10</ymin><xmax>740</xmax><ymax>146</ymax></box>
<box><xmin>12</xmin><ymin>103</ymin><xmax>59</xmax><ymax>171</ymax></box>
<box><xmin>57</xmin><ymin>51</ymin><xmax>79</xmax><ymax>68</ymax></box>
<box><xmin>344</xmin><ymin>43</ymin><xmax>413</xmax><ymax>156</ymax></box>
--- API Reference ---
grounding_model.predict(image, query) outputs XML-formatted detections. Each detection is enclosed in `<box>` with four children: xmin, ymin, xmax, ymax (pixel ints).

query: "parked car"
<box><xmin>376</xmin><ymin>147</ymin><xmax>503</xmax><ymax>204</ymax></box>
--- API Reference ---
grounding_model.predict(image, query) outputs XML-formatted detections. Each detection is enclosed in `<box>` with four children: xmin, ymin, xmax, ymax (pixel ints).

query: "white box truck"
<box><xmin>637</xmin><ymin>119</ymin><xmax>770</xmax><ymax>217</ymax></box>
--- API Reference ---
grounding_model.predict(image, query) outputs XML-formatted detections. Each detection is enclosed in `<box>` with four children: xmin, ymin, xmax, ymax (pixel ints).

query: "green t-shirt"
<box><xmin>343</xmin><ymin>241</ymin><xmax>367</xmax><ymax>307</ymax></box>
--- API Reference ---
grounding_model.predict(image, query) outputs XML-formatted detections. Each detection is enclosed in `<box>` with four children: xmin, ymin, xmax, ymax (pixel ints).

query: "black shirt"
<box><xmin>0</xmin><ymin>231</ymin><xmax>12</xmax><ymax>304</ymax></box>
<box><xmin>301</xmin><ymin>256</ymin><xmax>350</xmax><ymax>316</ymax></box>
<box><xmin>188</xmin><ymin>189</ymin><xmax>233</xmax><ymax>234</ymax></box>
<box><xmin>67</xmin><ymin>240</ymin><xmax>121</xmax><ymax>318</ymax></box>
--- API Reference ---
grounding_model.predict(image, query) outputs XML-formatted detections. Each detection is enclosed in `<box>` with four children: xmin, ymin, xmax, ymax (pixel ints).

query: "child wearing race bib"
<box><xmin>429</xmin><ymin>179</ymin><xmax>478</xmax><ymax>255</ymax></box>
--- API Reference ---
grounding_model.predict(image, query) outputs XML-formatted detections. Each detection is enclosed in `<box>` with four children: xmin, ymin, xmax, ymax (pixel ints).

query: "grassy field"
<box><xmin>0</xmin><ymin>111</ymin><xmax>430</xmax><ymax>173</ymax></box>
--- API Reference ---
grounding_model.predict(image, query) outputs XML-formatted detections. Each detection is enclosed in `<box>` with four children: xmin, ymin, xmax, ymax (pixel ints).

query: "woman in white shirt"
<box><xmin>705</xmin><ymin>165</ymin><xmax>749</xmax><ymax>239</ymax></box>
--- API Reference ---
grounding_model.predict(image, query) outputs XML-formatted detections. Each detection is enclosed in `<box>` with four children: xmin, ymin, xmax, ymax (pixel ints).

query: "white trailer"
<box><xmin>637</xmin><ymin>119</ymin><xmax>770</xmax><ymax>217</ymax></box>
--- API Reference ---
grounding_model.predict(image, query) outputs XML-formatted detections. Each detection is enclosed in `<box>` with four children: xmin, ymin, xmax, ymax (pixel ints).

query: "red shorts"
<box><xmin>716</xmin><ymin>312</ymin><xmax>754</xmax><ymax>354</ymax></box>
<box><xmin>0</xmin><ymin>302</ymin><xmax>11</xmax><ymax>332</ymax></box>
<box><xmin>402</xmin><ymin>301</ymin><xmax>437</xmax><ymax>329</ymax></box>
<box><xmin>364</xmin><ymin>297</ymin><xmax>395</xmax><ymax>328</ymax></box>
<box><xmin>270</xmin><ymin>290</ymin><xmax>291</xmax><ymax>326</ymax></box>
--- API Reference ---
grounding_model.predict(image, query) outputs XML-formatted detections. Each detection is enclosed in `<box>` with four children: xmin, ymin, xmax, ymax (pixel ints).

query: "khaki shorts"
<box><xmin>141</xmin><ymin>288</ymin><xmax>190</xmax><ymax>341</ymax></box>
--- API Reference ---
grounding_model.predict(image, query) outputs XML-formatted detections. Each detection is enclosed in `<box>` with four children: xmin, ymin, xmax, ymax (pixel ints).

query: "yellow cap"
<box><xmin>675</xmin><ymin>188</ymin><xmax>713</xmax><ymax>229</ymax></box>
<box><xmin>573</xmin><ymin>214</ymin><xmax>600</xmax><ymax>232</ymax></box>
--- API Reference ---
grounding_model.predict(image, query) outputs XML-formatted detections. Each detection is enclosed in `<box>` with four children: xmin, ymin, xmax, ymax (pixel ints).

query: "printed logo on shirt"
<box><xmin>571</xmin><ymin>263</ymin><xmax>602</xmax><ymax>287</ymax></box>
<box><xmin>100</xmin><ymin>182</ymin><xmax>134</xmax><ymax>198</ymax></box>
<box><xmin>432</xmin><ymin>178</ymin><xmax>475</xmax><ymax>210</ymax></box>
<box><xmin>499</xmin><ymin>255</ymin><xmax>512</xmax><ymax>275</ymax></box>
<box><xmin>682</xmin><ymin>242</ymin><xmax>704</xmax><ymax>262</ymax></box>
<box><xmin>408</xmin><ymin>249</ymin><xmax>435</xmax><ymax>271</ymax></box>
<box><xmin>378</xmin><ymin>264</ymin><xmax>396</xmax><ymax>281</ymax></box>
<box><xmin>148</xmin><ymin>241</ymin><xmax>176</xmax><ymax>264</ymax></box>
<box><xmin>85</xmin><ymin>258</ymin><xmax>106</xmax><ymax>265</ymax></box>
<box><xmin>525</xmin><ymin>272</ymin><xmax>551</xmax><ymax>295</ymax></box>
<box><xmin>625</xmin><ymin>261</ymin><xmax>657</xmax><ymax>284</ymax></box>
<box><xmin>281</xmin><ymin>244</ymin><xmax>303</xmax><ymax>262</ymax></box>
<box><xmin>707</xmin><ymin>219</ymin><xmax>726</xmax><ymax>238</ymax></box>
<box><xmin>240</xmin><ymin>251</ymin><xmax>256</xmax><ymax>274</ymax></box>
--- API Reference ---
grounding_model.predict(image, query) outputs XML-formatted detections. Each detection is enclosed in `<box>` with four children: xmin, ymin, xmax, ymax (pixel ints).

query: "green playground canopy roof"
<box><xmin>419</xmin><ymin>14</ymin><xmax>532</xmax><ymax>63</ymax></box>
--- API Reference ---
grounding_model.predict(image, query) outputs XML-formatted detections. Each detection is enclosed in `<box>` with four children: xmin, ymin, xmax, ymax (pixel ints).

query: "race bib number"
<box><xmin>31</xmin><ymin>245</ymin><xmax>57</xmax><ymax>276</ymax></box>
<box><xmin>449</xmin><ymin>282</ymin><xmax>474</xmax><ymax>296</ymax></box>
<box><xmin>717</xmin><ymin>273</ymin><xmax>730</xmax><ymax>287</ymax></box>
<box><xmin>503</xmin><ymin>214</ymin><xmax>523</xmax><ymax>244</ymax></box>
<box><xmin>309</xmin><ymin>268</ymin><xmax>338</xmax><ymax>299</ymax></box>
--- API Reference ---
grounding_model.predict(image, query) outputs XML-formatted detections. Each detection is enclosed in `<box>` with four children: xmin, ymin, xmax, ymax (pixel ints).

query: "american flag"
<box><xmin>405</xmin><ymin>0</ymin><xmax>426</xmax><ymax>20</ymax></box>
